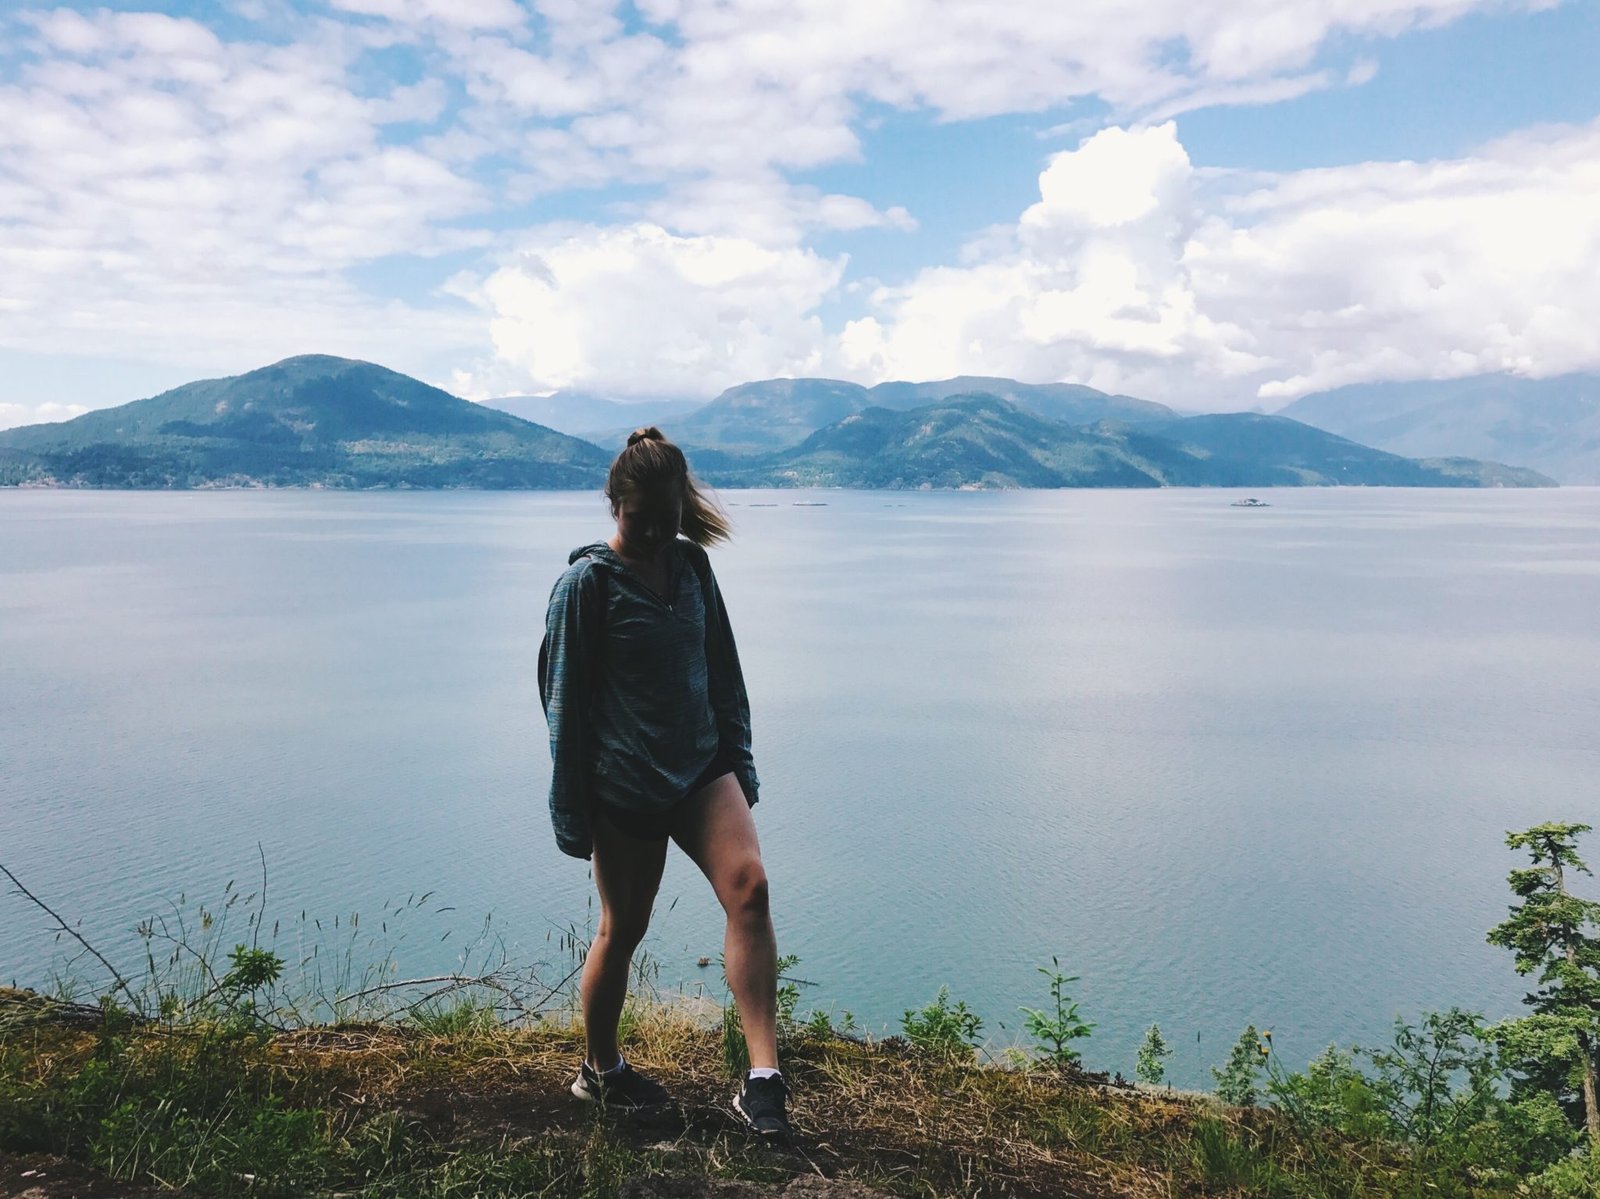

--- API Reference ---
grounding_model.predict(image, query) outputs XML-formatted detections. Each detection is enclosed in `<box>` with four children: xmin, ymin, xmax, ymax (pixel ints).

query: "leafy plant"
<box><xmin>1267</xmin><ymin>1043</ymin><xmax>1382</xmax><ymax>1136</ymax></box>
<box><xmin>1355</xmin><ymin>1008</ymin><xmax>1502</xmax><ymax>1150</ymax></box>
<box><xmin>774</xmin><ymin>953</ymin><xmax>802</xmax><ymax>1032</ymax></box>
<box><xmin>1019</xmin><ymin>958</ymin><xmax>1094</xmax><ymax>1068</ymax></box>
<box><xmin>902</xmin><ymin>986</ymin><xmax>983</xmax><ymax>1058</ymax></box>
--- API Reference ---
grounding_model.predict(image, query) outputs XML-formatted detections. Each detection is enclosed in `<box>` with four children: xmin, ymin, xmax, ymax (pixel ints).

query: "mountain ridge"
<box><xmin>1278</xmin><ymin>372</ymin><xmax>1600</xmax><ymax>483</ymax></box>
<box><xmin>699</xmin><ymin>394</ymin><xmax>1552</xmax><ymax>490</ymax></box>
<box><xmin>0</xmin><ymin>356</ymin><xmax>1556</xmax><ymax>490</ymax></box>
<box><xmin>0</xmin><ymin>355</ymin><xmax>611</xmax><ymax>489</ymax></box>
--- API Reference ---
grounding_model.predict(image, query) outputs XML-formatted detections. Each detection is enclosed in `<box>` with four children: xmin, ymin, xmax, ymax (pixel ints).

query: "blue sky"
<box><xmin>1</xmin><ymin>0</ymin><xmax>1597</xmax><ymax>427</ymax></box>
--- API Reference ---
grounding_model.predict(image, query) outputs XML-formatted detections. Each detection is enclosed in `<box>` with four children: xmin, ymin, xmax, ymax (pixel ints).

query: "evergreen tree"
<box><xmin>1212</xmin><ymin>1025</ymin><xmax>1267</xmax><ymax>1107</ymax></box>
<box><xmin>1486</xmin><ymin>822</ymin><xmax>1600</xmax><ymax>1148</ymax></box>
<box><xmin>1136</xmin><ymin>1024</ymin><xmax>1172</xmax><ymax>1086</ymax></box>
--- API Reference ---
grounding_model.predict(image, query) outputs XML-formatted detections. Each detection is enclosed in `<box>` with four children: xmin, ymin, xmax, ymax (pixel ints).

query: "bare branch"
<box><xmin>0</xmin><ymin>861</ymin><xmax>142</xmax><ymax>1014</ymax></box>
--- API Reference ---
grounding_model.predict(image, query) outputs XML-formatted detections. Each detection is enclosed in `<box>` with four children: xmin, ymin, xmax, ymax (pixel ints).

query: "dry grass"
<box><xmin>0</xmin><ymin>988</ymin><xmax>1504</xmax><ymax>1198</ymax></box>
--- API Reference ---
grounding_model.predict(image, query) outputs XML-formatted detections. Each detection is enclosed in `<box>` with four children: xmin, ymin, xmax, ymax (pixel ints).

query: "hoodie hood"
<box><xmin>568</xmin><ymin>542</ymin><xmax>621</xmax><ymax>567</ymax></box>
<box><xmin>569</xmin><ymin>539</ymin><xmax>697</xmax><ymax>568</ymax></box>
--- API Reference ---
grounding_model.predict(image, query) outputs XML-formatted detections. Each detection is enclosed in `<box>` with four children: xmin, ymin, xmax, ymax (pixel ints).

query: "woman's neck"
<box><xmin>608</xmin><ymin>535</ymin><xmax>670</xmax><ymax>572</ymax></box>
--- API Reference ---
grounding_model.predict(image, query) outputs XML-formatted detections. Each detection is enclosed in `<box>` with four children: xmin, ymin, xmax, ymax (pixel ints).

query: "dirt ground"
<box><xmin>0</xmin><ymin>1149</ymin><xmax>890</xmax><ymax>1199</ymax></box>
<box><xmin>0</xmin><ymin>1151</ymin><xmax>174</xmax><ymax>1199</ymax></box>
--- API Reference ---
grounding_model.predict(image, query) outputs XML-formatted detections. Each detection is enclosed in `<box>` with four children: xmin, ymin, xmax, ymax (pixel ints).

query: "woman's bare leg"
<box><xmin>583</xmin><ymin>811</ymin><xmax>669</xmax><ymax>1070</ymax></box>
<box><xmin>674</xmin><ymin>776</ymin><xmax>779</xmax><ymax>1070</ymax></box>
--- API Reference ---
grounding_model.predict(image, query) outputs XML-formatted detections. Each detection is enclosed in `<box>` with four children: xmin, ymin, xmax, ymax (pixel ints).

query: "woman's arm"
<box><xmin>540</xmin><ymin>563</ymin><xmax>603</xmax><ymax>858</ymax></box>
<box><xmin>694</xmin><ymin>549</ymin><xmax>760</xmax><ymax>807</ymax></box>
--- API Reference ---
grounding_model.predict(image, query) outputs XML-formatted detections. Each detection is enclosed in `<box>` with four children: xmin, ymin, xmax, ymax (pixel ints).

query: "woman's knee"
<box><xmin>596</xmin><ymin>908</ymin><xmax>652</xmax><ymax>951</ymax></box>
<box><xmin>721</xmin><ymin>860</ymin><xmax>769</xmax><ymax>920</ymax></box>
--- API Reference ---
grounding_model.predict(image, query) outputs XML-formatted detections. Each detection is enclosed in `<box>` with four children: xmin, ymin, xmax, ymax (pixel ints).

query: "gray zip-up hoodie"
<box><xmin>539</xmin><ymin>539</ymin><xmax>758</xmax><ymax>859</ymax></box>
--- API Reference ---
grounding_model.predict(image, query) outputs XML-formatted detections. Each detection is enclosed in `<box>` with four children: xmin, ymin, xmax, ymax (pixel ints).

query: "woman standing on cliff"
<box><xmin>539</xmin><ymin>428</ymin><xmax>789</xmax><ymax>1138</ymax></box>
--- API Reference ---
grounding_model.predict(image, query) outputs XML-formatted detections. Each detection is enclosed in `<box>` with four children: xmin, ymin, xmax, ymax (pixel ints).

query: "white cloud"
<box><xmin>0</xmin><ymin>401</ymin><xmax>90</xmax><ymax>433</ymax></box>
<box><xmin>839</xmin><ymin>124</ymin><xmax>1261</xmax><ymax>397</ymax></box>
<box><xmin>450</xmin><ymin>223</ymin><xmax>845</xmax><ymax>396</ymax></box>
<box><xmin>837</xmin><ymin>118</ymin><xmax>1600</xmax><ymax>406</ymax></box>
<box><xmin>0</xmin><ymin>8</ymin><xmax>489</xmax><ymax>377</ymax></box>
<box><xmin>419</xmin><ymin>0</ymin><xmax>1520</xmax><ymax>213</ymax></box>
<box><xmin>1213</xmin><ymin>120</ymin><xmax>1600</xmax><ymax>398</ymax></box>
<box><xmin>328</xmin><ymin>0</ymin><xmax>526</xmax><ymax>30</ymax></box>
<box><xmin>645</xmin><ymin>173</ymin><xmax>916</xmax><ymax>245</ymax></box>
<box><xmin>1</xmin><ymin>0</ymin><xmax>1577</xmax><ymax>409</ymax></box>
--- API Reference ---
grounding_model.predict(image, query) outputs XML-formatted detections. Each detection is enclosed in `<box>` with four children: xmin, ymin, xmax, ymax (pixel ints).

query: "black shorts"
<box><xmin>596</xmin><ymin>751</ymin><xmax>736</xmax><ymax>842</ymax></box>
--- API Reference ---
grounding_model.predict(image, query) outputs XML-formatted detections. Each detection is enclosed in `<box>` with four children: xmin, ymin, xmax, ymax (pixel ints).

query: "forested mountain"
<box><xmin>699</xmin><ymin>395</ymin><xmax>1553</xmax><ymax>489</ymax></box>
<box><xmin>1278</xmin><ymin>373</ymin><xmax>1600</xmax><ymax>483</ymax></box>
<box><xmin>0</xmin><ymin>356</ymin><xmax>610</xmax><ymax>488</ymax></box>
<box><xmin>666</xmin><ymin>376</ymin><xmax>1177</xmax><ymax>452</ymax></box>
<box><xmin>867</xmin><ymin>376</ymin><xmax>1172</xmax><ymax>424</ymax></box>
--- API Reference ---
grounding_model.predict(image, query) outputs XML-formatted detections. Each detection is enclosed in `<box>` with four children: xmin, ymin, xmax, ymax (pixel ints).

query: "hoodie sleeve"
<box><xmin>693</xmin><ymin>547</ymin><xmax>760</xmax><ymax>807</ymax></box>
<box><xmin>539</xmin><ymin>561</ymin><xmax>603</xmax><ymax>859</ymax></box>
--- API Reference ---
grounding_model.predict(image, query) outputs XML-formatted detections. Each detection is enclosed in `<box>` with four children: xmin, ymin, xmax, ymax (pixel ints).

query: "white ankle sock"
<box><xmin>747</xmin><ymin>1067</ymin><xmax>781</xmax><ymax>1080</ymax></box>
<box><xmin>599</xmin><ymin>1056</ymin><xmax>626</xmax><ymax>1076</ymax></box>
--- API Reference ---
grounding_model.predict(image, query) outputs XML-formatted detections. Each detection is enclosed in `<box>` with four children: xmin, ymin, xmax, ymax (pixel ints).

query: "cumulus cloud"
<box><xmin>1210</xmin><ymin>120</ymin><xmax>1600</xmax><ymax>398</ymax></box>
<box><xmin>839</xmin><ymin>124</ymin><xmax>1262</xmax><ymax>398</ymax></box>
<box><xmin>402</xmin><ymin>0</ymin><xmax>1525</xmax><ymax>223</ymax></box>
<box><xmin>838</xmin><ymin>118</ymin><xmax>1600</xmax><ymax>406</ymax></box>
<box><xmin>0</xmin><ymin>7</ymin><xmax>488</xmax><ymax>376</ymax></box>
<box><xmin>1</xmin><ymin>0</ymin><xmax>1577</xmax><ymax>408</ymax></box>
<box><xmin>449</xmin><ymin>223</ymin><xmax>845</xmax><ymax>397</ymax></box>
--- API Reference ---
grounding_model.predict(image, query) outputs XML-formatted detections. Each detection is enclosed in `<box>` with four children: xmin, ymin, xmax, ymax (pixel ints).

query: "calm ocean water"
<box><xmin>3</xmin><ymin>487</ymin><xmax>1598</xmax><ymax>1086</ymax></box>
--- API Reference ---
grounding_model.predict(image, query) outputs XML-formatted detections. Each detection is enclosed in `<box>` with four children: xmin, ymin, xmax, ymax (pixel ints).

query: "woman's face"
<box><xmin>613</xmin><ymin>487</ymin><xmax>683</xmax><ymax>560</ymax></box>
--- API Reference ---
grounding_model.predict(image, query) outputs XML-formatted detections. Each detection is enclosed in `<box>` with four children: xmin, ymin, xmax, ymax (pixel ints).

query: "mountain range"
<box><xmin>628</xmin><ymin>375</ymin><xmax>1174</xmax><ymax>453</ymax></box>
<box><xmin>1279</xmin><ymin>372</ymin><xmax>1600</xmax><ymax>483</ymax></box>
<box><xmin>0</xmin><ymin>355</ymin><xmax>1559</xmax><ymax>490</ymax></box>
<box><xmin>700</xmin><ymin>394</ymin><xmax>1548</xmax><ymax>489</ymax></box>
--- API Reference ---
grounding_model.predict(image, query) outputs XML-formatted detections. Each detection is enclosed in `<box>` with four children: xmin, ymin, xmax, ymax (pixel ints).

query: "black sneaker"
<box><xmin>734</xmin><ymin>1072</ymin><xmax>791</xmax><ymax>1138</ymax></box>
<box><xmin>570</xmin><ymin>1059</ymin><xmax>669</xmax><ymax>1109</ymax></box>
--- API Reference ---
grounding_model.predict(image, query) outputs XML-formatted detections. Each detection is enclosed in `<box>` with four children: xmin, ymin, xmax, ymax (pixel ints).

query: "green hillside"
<box><xmin>0</xmin><ymin>356</ymin><xmax>611</xmax><ymax>489</ymax></box>
<box><xmin>668</xmin><ymin>378</ymin><xmax>872</xmax><ymax>452</ymax></box>
<box><xmin>668</xmin><ymin>376</ymin><xmax>1177</xmax><ymax>454</ymax></box>
<box><xmin>868</xmin><ymin>376</ymin><xmax>1174</xmax><ymax>424</ymax></box>
<box><xmin>701</xmin><ymin>396</ymin><xmax>1555</xmax><ymax>490</ymax></box>
<box><xmin>1132</xmin><ymin>413</ymin><xmax>1554</xmax><ymax>487</ymax></box>
<box><xmin>705</xmin><ymin>394</ymin><xmax>1158</xmax><ymax>488</ymax></box>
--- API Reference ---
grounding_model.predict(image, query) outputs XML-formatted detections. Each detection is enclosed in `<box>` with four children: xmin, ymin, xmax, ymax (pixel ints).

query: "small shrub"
<box><xmin>1212</xmin><ymin>1025</ymin><xmax>1266</xmax><ymax>1107</ymax></box>
<box><xmin>1136</xmin><ymin>1023</ymin><xmax>1172</xmax><ymax>1086</ymax></box>
<box><xmin>1019</xmin><ymin>959</ymin><xmax>1094</xmax><ymax>1068</ymax></box>
<box><xmin>1530</xmin><ymin>1150</ymin><xmax>1600</xmax><ymax>1198</ymax></box>
<box><xmin>902</xmin><ymin>986</ymin><xmax>983</xmax><ymax>1058</ymax></box>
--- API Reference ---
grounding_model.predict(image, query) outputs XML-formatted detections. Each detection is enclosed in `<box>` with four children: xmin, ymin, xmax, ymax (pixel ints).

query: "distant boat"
<box><xmin>792</xmin><ymin>501</ymin><xmax>829</xmax><ymax>507</ymax></box>
<box><xmin>1230</xmin><ymin>497</ymin><xmax>1270</xmax><ymax>507</ymax></box>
